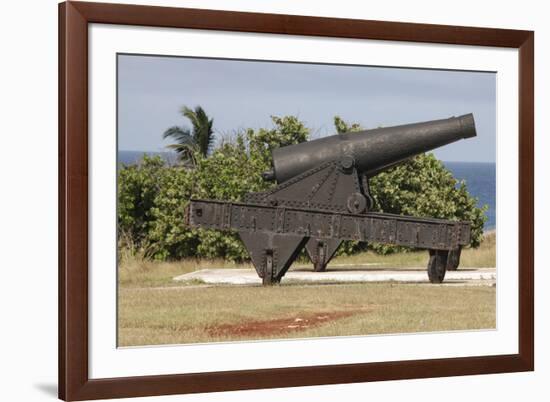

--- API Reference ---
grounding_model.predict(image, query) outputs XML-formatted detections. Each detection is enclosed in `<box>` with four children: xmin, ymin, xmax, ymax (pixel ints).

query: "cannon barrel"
<box><xmin>269</xmin><ymin>114</ymin><xmax>476</xmax><ymax>183</ymax></box>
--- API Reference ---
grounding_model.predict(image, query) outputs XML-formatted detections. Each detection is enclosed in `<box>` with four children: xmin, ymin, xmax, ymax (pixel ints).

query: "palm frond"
<box><xmin>165</xmin><ymin>143</ymin><xmax>196</xmax><ymax>153</ymax></box>
<box><xmin>181</xmin><ymin>106</ymin><xmax>201</xmax><ymax>135</ymax></box>
<box><xmin>165</xmin><ymin>143</ymin><xmax>197</xmax><ymax>166</ymax></box>
<box><xmin>165</xmin><ymin>105</ymin><xmax>215</xmax><ymax>159</ymax></box>
<box><xmin>163</xmin><ymin>124</ymin><xmax>198</xmax><ymax>163</ymax></box>
<box><xmin>163</xmin><ymin>126</ymin><xmax>191</xmax><ymax>141</ymax></box>
<box><xmin>180</xmin><ymin>106</ymin><xmax>215</xmax><ymax>157</ymax></box>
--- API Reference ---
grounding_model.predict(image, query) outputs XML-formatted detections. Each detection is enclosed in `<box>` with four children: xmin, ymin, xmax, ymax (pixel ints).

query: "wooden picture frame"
<box><xmin>59</xmin><ymin>1</ymin><xmax>534</xmax><ymax>400</ymax></box>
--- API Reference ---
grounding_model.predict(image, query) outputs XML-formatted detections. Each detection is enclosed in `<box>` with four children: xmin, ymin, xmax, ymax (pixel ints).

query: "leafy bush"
<box><xmin>332</xmin><ymin>116</ymin><xmax>486</xmax><ymax>255</ymax></box>
<box><xmin>118</xmin><ymin>115</ymin><xmax>486</xmax><ymax>261</ymax></box>
<box><xmin>336</xmin><ymin>153</ymin><xmax>487</xmax><ymax>256</ymax></box>
<box><xmin>118</xmin><ymin>116</ymin><xmax>310</xmax><ymax>261</ymax></box>
<box><xmin>117</xmin><ymin>156</ymin><xmax>166</xmax><ymax>254</ymax></box>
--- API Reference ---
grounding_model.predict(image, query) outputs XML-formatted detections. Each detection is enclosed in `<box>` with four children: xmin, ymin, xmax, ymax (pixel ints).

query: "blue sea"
<box><xmin>119</xmin><ymin>151</ymin><xmax>496</xmax><ymax>230</ymax></box>
<box><xmin>443</xmin><ymin>162</ymin><xmax>495</xmax><ymax>230</ymax></box>
<box><xmin>119</xmin><ymin>150</ymin><xmax>179</xmax><ymax>166</ymax></box>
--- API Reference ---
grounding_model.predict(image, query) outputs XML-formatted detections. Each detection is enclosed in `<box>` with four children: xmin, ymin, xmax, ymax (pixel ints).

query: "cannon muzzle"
<box><xmin>268</xmin><ymin>114</ymin><xmax>476</xmax><ymax>183</ymax></box>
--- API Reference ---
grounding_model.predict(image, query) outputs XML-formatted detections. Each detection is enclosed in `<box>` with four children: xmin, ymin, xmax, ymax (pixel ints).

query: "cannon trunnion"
<box><xmin>186</xmin><ymin>114</ymin><xmax>476</xmax><ymax>285</ymax></box>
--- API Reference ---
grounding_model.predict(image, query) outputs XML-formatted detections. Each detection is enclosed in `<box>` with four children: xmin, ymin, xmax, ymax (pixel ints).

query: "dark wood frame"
<box><xmin>59</xmin><ymin>1</ymin><xmax>534</xmax><ymax>400</ymax></box>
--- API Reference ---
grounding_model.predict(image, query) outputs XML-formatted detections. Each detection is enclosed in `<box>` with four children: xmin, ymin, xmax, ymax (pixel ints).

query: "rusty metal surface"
<box><xmin>187</xmin><ymin>199</ymin><xmax>470</xmax><ymax>250</ymax></box>
<box><xmin>185</xmin><ymin>114</ymin><xmax>477</xmax><ymax>284</ymax></box>
<box><xmin>305</xmin><ymin>238</ymin><xmax>342</xmax><ymax>272</ymax></box>
<box><xmin>269</xmin><ymin>114</ymin><xmax>476</xmax><ymax>183</ymax></box>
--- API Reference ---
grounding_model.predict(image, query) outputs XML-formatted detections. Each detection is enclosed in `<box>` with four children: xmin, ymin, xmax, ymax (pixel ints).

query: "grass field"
<box><xmin>118</xmin><ymin>232</ymin><xmax>495</xmax><ymax>288</ymax></box>
<box><xmin>118</xmin><ymin>232</ymin><xmax>496</xmax><ymax>346</ymax></box>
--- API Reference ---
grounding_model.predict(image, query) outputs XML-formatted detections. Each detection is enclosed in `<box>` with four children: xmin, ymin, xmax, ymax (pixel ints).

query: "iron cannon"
<box><xmin>186</xmin><ymin>114</ymin><xmax>477</xmax><ymax>285</ymax></box>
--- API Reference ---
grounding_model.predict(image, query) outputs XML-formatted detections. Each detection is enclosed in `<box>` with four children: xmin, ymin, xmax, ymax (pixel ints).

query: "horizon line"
<box><xmin>118</xmin><ymin>149</ymin><xmax>496</xmax><ymax>164</ymax></box>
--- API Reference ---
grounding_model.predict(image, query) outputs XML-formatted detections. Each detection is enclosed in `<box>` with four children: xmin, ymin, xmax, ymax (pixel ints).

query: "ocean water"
<box><xmin>444</xmin><ymin>162</ymin><xmax>496</xmax><ymax>230</ymax></box>
<box><xmin>119</xmin><ymin>151</ymin><xmax>496</xmax><ymax>229</ymax></box>
<box><xmin>118</xmin><ymin>150</ymin><xmax>177</xmax><ymax>165</ymax></box>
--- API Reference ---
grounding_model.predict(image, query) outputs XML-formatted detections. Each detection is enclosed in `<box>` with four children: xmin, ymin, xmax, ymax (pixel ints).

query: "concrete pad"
<box><xmin>174</xmin><ymin>267</ymin><xmax>496</xmax><ymax>286</ymax></box>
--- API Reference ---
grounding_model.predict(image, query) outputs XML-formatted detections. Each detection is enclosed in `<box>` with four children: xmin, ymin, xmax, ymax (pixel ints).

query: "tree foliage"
<box><xmin>119</xmin><ymin>116</ymin><xmax>310</xmax><ymax>261</ymax></box>
<box><xmin>119</xmin><ymin>114</ymin><xmax>487</xmax><ymax>261</ymax></box>
<box><xmin>332</xmin><ymin>116</ymin><xmax>487</xmax><ymax>255</ymax></box>
<box><xmin>163</xmin><ymin>105</ymin><xmax>215</xmax><ymax>165</ymax></box>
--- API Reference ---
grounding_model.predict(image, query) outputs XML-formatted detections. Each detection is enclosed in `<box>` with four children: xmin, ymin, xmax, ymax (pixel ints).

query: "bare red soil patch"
<box><xmin>207</xmin><ymin>309</ymin><xmax>367</xmax><ymax>337</ymax></box>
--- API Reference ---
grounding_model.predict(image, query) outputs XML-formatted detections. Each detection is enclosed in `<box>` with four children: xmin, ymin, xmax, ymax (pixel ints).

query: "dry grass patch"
<box><xmin>117</xmin><ymin>232</ymin><xmax>496</xmax><ymax>346</ymax></box>
<box><xmin>118</xmin><ymin>232</ymin><xmax>495</xmax><ymax>288</ymax></box>
<box><xmin>327</xmin><ymin>231</ymin><xmax>496</xmax><ymax>269</ymax></box>
<box><xmin>118</xmin><ymin>257</ymin><xmax>249</xmax><ymax>288</ymax></box>
<box><xmin>118</xmin><ymin>282</ymin><xmax>495</xmax><ymax>346</ymax></box>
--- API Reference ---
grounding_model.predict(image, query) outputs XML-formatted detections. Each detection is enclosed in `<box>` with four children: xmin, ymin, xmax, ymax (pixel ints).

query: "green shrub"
<box><xmin>146</xmin><ymin>163</ymin><xmax>196</xmax><ymax>260</ymax></box>
<box><xmin>332</xmin><ymin>116</ymin><xmax>487</xmax><ymax>255</ymax></box>
<box><xmin>118</xmin><ymin>115</ymin><xmax>487</xmax><ymax>261</ymax></box>
<box><xmin>336</xmin><ymin>153</ymin><xmax>487</xmax><ymax>256</ymax></box>
<box><xmin>118</xmin><ymin>116</ymin><xmax>310</xmax><ymax>261</ymax></box>
<box><xmin>117</xmin><ymin>155</ymin><xmax>165</xmax><ymax>255</ymax></box>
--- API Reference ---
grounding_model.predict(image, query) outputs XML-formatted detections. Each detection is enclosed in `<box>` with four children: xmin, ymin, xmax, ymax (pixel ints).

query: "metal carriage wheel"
<box><xmin>446</xmin><ymin>246</ymin><xmax>462</xmax><ymax>271</ymax></box>
<box><xmin>427</xmin><ymin>250</ymin><xmax>449</xmax><ymax>283</ymax></box>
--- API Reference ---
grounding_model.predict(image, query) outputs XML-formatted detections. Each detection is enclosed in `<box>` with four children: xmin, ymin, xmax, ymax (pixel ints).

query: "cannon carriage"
<box><xmin>186</xmin><ymin>114</ymin><xmax>477</xmax><ymax>285</ymax></box>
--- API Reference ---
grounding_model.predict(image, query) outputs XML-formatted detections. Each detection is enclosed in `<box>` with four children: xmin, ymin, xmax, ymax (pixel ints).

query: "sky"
<box><xmin>118</xmin><ymin>54</ymin><xmax>496</xmax><ymax>163</ymax></box>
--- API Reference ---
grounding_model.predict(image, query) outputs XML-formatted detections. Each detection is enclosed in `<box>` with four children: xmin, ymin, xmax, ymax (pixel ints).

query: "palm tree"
<box><xmin>163</xmin><ymin>106</ymin><xmax>215</xmax><ymax>165</ymax></box>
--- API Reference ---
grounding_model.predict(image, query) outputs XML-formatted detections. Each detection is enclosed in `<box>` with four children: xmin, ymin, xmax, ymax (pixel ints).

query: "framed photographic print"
<box><xmin>59</xmin><ymin>1</ymin><xmax>534</xmax><ymax>400</ymax></box>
